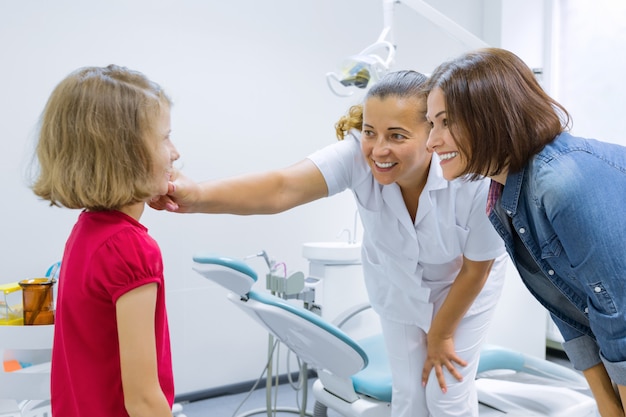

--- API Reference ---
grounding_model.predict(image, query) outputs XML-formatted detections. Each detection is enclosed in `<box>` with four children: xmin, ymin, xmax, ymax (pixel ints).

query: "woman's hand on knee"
<box><xmin>422</xmin><ymin>337</ymin><xmax>467</xmax><ymax>393</ymax></box>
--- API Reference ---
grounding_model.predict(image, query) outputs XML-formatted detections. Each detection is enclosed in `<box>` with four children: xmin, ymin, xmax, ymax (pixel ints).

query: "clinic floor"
<box><xmin>177</xmin><ymin>348</ymin><xmax>575</xmax><ymax>417</ymax></box>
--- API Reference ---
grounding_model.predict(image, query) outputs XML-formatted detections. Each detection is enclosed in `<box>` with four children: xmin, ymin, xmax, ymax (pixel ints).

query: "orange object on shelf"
<box><xmin>19</xmin><ymin>278</ymin><xmax>56</xmax><ymax>325</ymax></box>
<box><xmin>3</xmin><ymin>359</ymin><xmax>22</xmax><ymax>372</ymax></box>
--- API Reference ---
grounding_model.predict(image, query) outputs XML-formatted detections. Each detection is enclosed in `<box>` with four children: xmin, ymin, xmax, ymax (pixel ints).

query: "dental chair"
<box><xmin>193</xmin><ymin>254</ymin><xmax>598</xmax><ymax>417</ymax></box>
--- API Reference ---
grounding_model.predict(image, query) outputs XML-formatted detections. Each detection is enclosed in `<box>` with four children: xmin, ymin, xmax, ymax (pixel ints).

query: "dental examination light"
<box><xmin>326</xmin><ymin>0</ymin><xmax>488</xmax><ymax>97</ymax></box>
<box><xmin>326</xmin><ymin>27</ymin><xmax>396</xmax><ymax>97</ymax></box>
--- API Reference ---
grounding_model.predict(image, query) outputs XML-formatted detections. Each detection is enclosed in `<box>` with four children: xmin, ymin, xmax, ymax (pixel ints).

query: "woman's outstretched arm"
<box><xmin>150</xmin><ymin>159</ymin><xmax>328</xmax><ymax>215</ymax></box>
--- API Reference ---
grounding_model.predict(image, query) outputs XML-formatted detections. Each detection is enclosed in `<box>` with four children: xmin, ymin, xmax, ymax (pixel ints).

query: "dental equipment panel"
<box><xmin>193</xmin><ymin>253</ymin><xmax>598</xmax><ymax>417</ymax></box>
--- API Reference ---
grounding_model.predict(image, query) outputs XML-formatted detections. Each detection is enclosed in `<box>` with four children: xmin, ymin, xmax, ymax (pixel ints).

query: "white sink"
<box><xmin>302</xmin><ymin>241</ymin><xmax>362</xmax><ymax>264</ymax></box>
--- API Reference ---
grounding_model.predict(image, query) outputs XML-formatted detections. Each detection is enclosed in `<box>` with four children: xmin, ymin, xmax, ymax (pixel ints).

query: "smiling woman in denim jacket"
<box><xmin>423</xmin><ymin>47</ymin><xmax>626</xmax><ymax>417</ymax></box>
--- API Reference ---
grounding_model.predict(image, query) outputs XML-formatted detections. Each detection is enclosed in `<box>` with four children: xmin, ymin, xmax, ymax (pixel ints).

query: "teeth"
<box><xmin>375</xmin><ymin>161</ymin><xmax>395</xmax><ymax>168</ymax></box>
<box><xmin>439</xmin><ymin>152</ymin><xmax>458</xmax><ymax>161</ymax></box>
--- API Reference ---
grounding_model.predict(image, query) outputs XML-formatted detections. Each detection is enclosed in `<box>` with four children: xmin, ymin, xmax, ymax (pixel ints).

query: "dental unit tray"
<box><xmin>192</xmin><ymin>254</ymin><xmax>598</xmax><ymax>417</ymax></box>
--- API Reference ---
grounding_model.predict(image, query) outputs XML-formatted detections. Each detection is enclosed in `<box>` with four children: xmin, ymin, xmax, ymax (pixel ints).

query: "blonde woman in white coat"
<box><xmin>151</xmin><ymin>70</ymin><xmax>507</xmax><ymax>417</ymax></box>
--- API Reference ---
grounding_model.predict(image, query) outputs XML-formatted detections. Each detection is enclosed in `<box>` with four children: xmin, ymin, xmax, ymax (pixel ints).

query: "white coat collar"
<box><xmin>381</xmin><ymin>153</ymin><xmax>449</xmax><ymax>233</ymax></box>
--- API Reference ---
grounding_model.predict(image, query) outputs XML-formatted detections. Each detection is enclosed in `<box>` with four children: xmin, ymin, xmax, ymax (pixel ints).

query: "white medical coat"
<box><xmin>307</xmin><ymin>133</ymin><xmax>506</xmax><ymax>331</ymax></box>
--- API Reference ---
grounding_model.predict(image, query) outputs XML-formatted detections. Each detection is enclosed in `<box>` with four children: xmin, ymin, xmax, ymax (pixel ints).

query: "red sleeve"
<box><xmin>91</xmin><ymin>227</ymin><xmax>164</xmax><ymax>303</ymax></box>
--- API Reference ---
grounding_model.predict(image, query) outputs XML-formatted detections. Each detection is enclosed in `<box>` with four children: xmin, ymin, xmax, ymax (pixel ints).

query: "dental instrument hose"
<box><xmin>232</xmin><ymin>253</ymin><xmax>312</xmax><ymax>417</ymax></box>
<box><xmin>231</xmin><ymin>337</ymin><xmax>312</xmax><ymax>417</ymax></box>
<box><xmin>266</xmin><ymin>332</ymin><xmax>273</xmax><ymax>417</ymax></box>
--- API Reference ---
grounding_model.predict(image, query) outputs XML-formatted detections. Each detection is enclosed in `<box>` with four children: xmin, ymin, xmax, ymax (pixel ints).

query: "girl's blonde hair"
<box><xmin>31</xmin><ymin>65</ymin><xmax>171</xmax><ymax>210</ymax></box>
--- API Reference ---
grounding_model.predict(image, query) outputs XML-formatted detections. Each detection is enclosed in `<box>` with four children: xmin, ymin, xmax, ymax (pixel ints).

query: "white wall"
<box><xmin>552</xmin><ymin>0</ymin><xmax>626</xmax><ymax>147</ymax></box>
<box><xmin>1</xmin><ymin>0</ymin><xmax>498</xmax><ymax>396</ymax></box>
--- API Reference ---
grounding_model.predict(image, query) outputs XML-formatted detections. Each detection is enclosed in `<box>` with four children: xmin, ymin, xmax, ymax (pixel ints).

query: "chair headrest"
<box><xmin>192</xmin><ymin>254</ymin><xmax>258</xmax><ymax>296</ymax></box>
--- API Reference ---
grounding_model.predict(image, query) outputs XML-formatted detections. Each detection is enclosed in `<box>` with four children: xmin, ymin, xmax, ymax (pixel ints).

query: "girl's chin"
<box><xmin>152</xmin><ymin>185</ymin><xmax>169</xmax><ymax>198</ymax></box>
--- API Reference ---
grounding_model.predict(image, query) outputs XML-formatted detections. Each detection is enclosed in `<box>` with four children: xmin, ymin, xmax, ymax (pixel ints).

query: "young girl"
<box><xmin>150</xmin><ymin>70</ymin><xmax>507</xmax><ymax>417</ymax></box>
<box><xmin>424</xmin><ymin>47</ymin><xmax>626</xmax><ymax>417</ymax></box>
<box><xmin>31</xmin><ymin>65</ymin><xmax>180</xmax><ymax>417</ymax></box>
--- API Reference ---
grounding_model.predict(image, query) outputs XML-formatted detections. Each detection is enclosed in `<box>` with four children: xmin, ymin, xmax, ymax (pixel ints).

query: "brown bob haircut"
<box><xmin>31</xmin><ymin>65</ymin><xmax>171</xmax><ymax>211</ymax></box>
<box><xmin>424</xmin><ymin>48</ymin><xmax>571</xmax><ymax>179</ymax></box>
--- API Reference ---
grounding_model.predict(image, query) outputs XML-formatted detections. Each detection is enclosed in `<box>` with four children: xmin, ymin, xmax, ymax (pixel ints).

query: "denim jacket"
<box><xmin>488</xmin><ymin>132</ymin><xmax>626</xmax><ymax>383</ymax></box>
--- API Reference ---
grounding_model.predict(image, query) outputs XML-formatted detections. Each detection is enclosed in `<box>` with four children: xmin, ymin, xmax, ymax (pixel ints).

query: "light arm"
<box><xmin>583</xmin><ymin>364</ymin><xmax>625</xmax><ymax>417</ymax></box>
<box><xmin>150</xmin><ymin>159</ymin><xmax>328</xmax><ymax>215</ymax></box>
<box><xmin>116</xmin><ymin>283</ymin><xmax>172</xmax><ymax>417</ymax></box>
<box><xmin>422</xmin><ymin>257</ymin><xmax>494</xmax><ymax>391</ymax></box>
